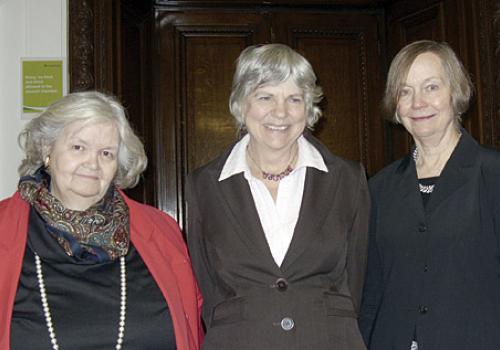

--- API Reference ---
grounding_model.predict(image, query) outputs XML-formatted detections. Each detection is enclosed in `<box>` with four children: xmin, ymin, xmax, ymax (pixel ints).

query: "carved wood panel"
<box><xmin>69</xmin><ymin>0</ymin><xmax>120</xmax><ymax>93</ymax></box>
<box><xmin>273</xmin><ymin>12</ymin><xmax>385</xmax><ymax>175</ymax></box>
<box><xmin>69</xmin><ymin>0</ymin><xmax>95</xmax><ymax>91</ymax></box>
<box><xmin>155</xmin><ymin>11</ymin><xmax>270</xmax><ymax>220</ymax></box>
<box><xmin>472</xmin><ymin>0</ymin><xmax>500</xmax><ymax>149</ymax></box>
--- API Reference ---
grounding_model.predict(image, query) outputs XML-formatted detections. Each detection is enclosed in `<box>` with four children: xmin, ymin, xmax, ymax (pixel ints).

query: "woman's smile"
<box><xmin>244</xmin><ymin>78</ymin><xmax>306</xmax><ymax>155</ymax></box>
<box><xmin>263</xmin><ymin>124</ymin><xmax>289</xmax><ymax>131</ymax></box>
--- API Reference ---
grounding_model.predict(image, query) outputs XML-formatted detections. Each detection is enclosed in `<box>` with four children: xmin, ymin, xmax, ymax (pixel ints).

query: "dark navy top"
<box><xmin>10</xmin><ymin>208</ymin><xmax>176</xmax><ymax>349</ymax></box>
<box><xmin>418</xmin><ymin>176</ymin><xmax>438</xmax><ymax>207</ymax></box>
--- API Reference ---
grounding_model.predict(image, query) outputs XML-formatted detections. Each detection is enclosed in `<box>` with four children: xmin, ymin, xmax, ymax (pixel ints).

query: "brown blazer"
<box><xmin>186</xmin><ymin>135</ymin><xmax>370</xmax><ymax>350</ymax></box>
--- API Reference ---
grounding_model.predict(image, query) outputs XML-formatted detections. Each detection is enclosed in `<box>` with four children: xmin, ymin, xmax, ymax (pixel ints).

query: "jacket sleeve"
<box><xmin>480</xmin><ymin>150</ymin><xmax>500</xmax><ymax>272</ymax></box>
<box><xmin>185</xmin><ymin>174</ymin><xmax>221</xmax><ymax>328</ymax></box>
<box><xmin>358</xmin><ymin>178</ymin><xmax>384</xmax><ymax>346</ymax></box>
<box><xmin>346</xmin><ymin>163</ymin><xmax>371</xmax><ymax>314</ymax></box>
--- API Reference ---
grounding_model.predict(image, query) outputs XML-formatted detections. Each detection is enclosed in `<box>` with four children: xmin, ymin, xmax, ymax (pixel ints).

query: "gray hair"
<box><xmin>384</xmin><ymin>40</ymin><xmax>473</xmax><ymax>123</ymax></box>
<box><xmin>18</xmin><ymin>91</ymin><xmax>147</xmax><ymax>189</ymax></box>
<box><xmin>229</xmin><ymin>43</ymin><xmax>323</xmax><ymax>130</ymax></box>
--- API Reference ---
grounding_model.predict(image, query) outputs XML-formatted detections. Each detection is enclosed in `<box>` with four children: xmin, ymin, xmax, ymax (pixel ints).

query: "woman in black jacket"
<box><xmin>359</xmin><ymin>40</ymin><xmax>500</xmax><ymax>350</ymax></box>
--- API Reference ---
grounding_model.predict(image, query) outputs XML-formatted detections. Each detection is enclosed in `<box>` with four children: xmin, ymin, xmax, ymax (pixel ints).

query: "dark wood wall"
<box><xmin>69</xmin><ymin>0</ymin><xmax>499</xmax><ymax>225</ymax></box>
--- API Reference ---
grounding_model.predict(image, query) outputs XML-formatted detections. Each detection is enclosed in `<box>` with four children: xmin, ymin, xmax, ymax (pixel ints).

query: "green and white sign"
<box><xmin>22</xmin><ymin>59</ymin><xmax>65</xmax><ymax>118</ymax></box>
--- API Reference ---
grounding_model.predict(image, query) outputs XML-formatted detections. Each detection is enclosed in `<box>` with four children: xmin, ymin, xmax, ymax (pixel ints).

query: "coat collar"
<box><xmin>281</xmin><ymin>133</ymin><xmax>341</xmax><ymax>270</ymax></box>
<box><xmin>280</xmin><ymin>165</ymin><xmax>340</xmax><ymax>271</ymax></box>
<box><xmin>215</xmin><ymin>169</ymin><xmax>281</xmax><ymax>271</ymax></box>
<box><xmin>121</xmin><ymin>190</ymin><xmax>154</xmax><ymax>241</ymax></box>
<box><xmin>0</xmin><ymin>192</ymin><xmax>29</xmax><ymax>253</ymax></box>
<box><xmin>425</xmin><ymin>130</ymin><xmax>477</xmax><ymax>213</ymax></box>
<box><xmin>395</xmin><ymin>129</ymin><xmax>479</xmax><ymax>214</ymax></box>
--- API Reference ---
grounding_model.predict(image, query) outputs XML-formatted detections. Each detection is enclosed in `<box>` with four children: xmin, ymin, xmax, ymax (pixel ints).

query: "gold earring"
<box><xmin>44</xmin><ymin>156</ymin><xmax>50</xmax><ymax>168</ymax></box>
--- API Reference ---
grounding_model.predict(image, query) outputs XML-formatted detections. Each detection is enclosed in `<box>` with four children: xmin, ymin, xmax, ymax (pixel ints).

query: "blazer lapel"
<box><xmin>0</xmin><ymin>193</ymin><xmax>29</xmax><ymax>349</ymax></box>
<box><xmin>280</xmin><ymin>167</ymin><xmax>339</xmax><ymax>272</ymax></box>
<box><xmin>395</xmin><ymin>155</ymin><xmax>425</xmax><ymax>218</ymax></box>
<box><xmin>214</xmin><ymin>170</ymin><xmax>280</xmax><ymax>270</ymax></box>
<box><xmin>425</xmin><ymin>131</ymin><xmax>477</xmax><ymax>214</ymax></box>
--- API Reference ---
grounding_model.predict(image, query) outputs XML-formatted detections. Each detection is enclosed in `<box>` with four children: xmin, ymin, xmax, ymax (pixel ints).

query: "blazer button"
<box><xmin>418</xmin><ymin>224</ymin><xmax>427</xmax><ymax>232</ymax></box>
<box><xmin>276</xmin><ymin>278</ymin><xmax>288</xmax><ymax>291</ymax></box>
<box><xmin>281</xmin><ymin>317</ymin><xmax>294</xmax><ymax>331</ymax></box>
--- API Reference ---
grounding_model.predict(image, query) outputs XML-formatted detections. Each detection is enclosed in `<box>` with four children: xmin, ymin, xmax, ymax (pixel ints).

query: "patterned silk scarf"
<box><xmin>18</xmin><ymin>168</ymin><xmax>130</xmax><ymax>263</ymax></box>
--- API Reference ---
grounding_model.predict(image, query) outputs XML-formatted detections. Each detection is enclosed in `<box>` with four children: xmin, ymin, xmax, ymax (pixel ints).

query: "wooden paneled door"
<box><xmin>154</xmin><ymin>8</ymin><xmax>385</xmax><ymax>223</ymax></box>
<box><xmin>154</xmin><ymin>10</ymin><xmax>270</xmax><ymax>221</ymax></box>
<box><xmin>272</xmin><ymin>12</ymin><xmax>385</xmax><ymax>178</ymax></box>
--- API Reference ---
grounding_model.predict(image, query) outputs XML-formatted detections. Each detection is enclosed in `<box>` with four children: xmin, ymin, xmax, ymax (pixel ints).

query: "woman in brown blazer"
<box><xmin>186</xmin><ymin>43</ymin><xmax>370</xmax><ymax>350</ymax></box>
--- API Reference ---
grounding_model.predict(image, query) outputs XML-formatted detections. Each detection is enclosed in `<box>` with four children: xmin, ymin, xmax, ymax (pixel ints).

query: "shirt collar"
<box><xmin>295</xmin><ymin>135</ymin><xmax>328</xmax><ymax>173</ymax></box>
<box><xmin>219</xmin><ymin>134</ymin><xmax>251</xmax><ymax>181</ymax></box>
<box><xmin>219</xmin><ymin>133</ymin><xmax>328</xmax><ymax>182</ymax></box>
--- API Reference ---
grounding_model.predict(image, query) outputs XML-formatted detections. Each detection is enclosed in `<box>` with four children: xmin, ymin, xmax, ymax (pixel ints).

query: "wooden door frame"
<box><xmin>69</xmin><ymin>0</ymin><xmax>122</xmax><ymax>94</ymax></box>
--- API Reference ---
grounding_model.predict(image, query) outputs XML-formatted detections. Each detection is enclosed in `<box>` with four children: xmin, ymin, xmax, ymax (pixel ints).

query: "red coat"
<box><xmin>0</xmin><ymin>191</ymin><xmax>203</xmax><ymax>350</ymax></box>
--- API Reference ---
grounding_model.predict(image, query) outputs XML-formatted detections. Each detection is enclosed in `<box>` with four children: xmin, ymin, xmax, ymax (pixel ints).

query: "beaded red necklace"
<box><xmin>247</xmin><ymin>145</ymin><xmax>298</xmax><ymax>182</ymax></box>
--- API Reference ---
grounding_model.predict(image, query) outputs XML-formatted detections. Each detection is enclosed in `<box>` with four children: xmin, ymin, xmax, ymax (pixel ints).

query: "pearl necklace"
<box><xmin>34</xmin><ymin>254</ymin><xmax>127</xmax><ymax>350</ymax></box>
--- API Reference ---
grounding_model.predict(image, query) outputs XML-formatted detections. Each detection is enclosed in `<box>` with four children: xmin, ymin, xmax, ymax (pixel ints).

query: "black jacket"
<box><xmin>359</xmin><ymin>130</ymin><xmax>500</xmax><ymax>350</ymax></box>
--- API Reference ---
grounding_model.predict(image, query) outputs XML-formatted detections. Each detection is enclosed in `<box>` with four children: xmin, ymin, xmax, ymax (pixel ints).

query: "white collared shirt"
<box><xmin>219</xmin><ymin>134</ymin><xmax>328</xmax><ymax>266</ymax></box>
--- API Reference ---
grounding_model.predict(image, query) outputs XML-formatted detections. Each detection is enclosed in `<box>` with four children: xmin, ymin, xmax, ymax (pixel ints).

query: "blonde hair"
<box><xmin>383</xmin><ymin>40</ymin><xmax>473</xmax><ymax>123</ymax></box>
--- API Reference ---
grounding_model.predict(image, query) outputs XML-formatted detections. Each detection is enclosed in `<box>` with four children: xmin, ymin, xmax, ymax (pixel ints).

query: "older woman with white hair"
<box><xmin>0</xmin><ymin>91</ymin><xmax>203</xmax><ymax>350</ymax></box>
<box><xmin>186</xmin><ymin>43</ymin><xmax>370</xmax><ymax>350</ymax></box>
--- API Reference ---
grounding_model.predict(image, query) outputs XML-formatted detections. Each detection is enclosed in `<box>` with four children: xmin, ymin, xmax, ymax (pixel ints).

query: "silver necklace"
<box><xmin>412</xmin><ymin>148</ymin><xmax>435</xmax><ymax>194</ymax></box>
<box><xmin>35</xmin><ymin>254</ymin><xmax>127</xmax><ymax>350</ymax></box>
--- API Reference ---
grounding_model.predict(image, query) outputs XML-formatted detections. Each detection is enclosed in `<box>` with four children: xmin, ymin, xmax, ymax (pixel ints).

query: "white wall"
<box><xmin>0</xmin><ymin>0</ymin><xmax>67</xmax><ymax>199</ymax></box>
